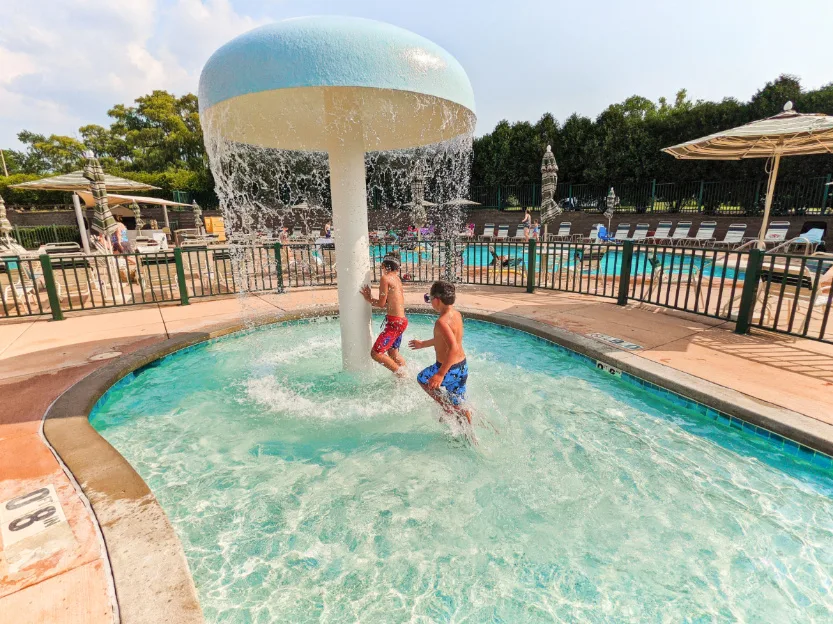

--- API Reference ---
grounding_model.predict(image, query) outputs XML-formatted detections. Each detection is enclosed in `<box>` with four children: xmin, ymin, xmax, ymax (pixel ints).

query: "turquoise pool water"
<box><xmin>91</xmin><ymin>317</ymin><xmax>833</xmax><ymax>623</ymax></box>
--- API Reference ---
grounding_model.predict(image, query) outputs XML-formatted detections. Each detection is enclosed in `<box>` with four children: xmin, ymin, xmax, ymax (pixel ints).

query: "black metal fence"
<box><xmin>469</xmin><ymin>175</ymin><xmax>833</xmax><ymax>215</ymax></box>
<box><xmin>12</xmin><ymin>225</ymin><xmax>81</xmax><ymax>250</ymax></box>
<box><xmin>2</xmin><ymin>239</ymin><xmax>831</xmax><ymax>344</ymax></box>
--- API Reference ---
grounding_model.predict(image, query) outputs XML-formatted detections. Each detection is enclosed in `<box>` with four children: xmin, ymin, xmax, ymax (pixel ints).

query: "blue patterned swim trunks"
<box><xmin>417</xmin><ymin>359</ymin><xmax>468</xmax><ymax>406</ymax></box>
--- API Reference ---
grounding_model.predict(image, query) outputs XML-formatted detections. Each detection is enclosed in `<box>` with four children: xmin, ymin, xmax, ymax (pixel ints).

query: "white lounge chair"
<box><xmin>759</xmin><ymin>221</ymin><xmax>791</xmax><ymax>248</ymax></box>
<box><xmin>682</xmin><ymin>222</ymin><xmax>717</xmax><ymax>247</ymax></box>
<box><xmin>511</xmin><ymin>226</ymin><xmax>526</xmax><ymax>241</ymax></box>
<box><xmin>494</xmin><ymin>225</ymin><xmax>510</xmax><ymax>241</ymax></box>
<box><xmin>646</xmin><ymin>221</ymin><xmax>673</xmax><ymax>244</ymax></box>
<box><xmin>480</xmin><ymin>224</ymin><xmax>496</xmax><ymax>241</ymax></box>
<box><xmin>611</xmin><ymin>223</ymin><xmax>631</xmax><ymax>241</ymax></box>
<box><xmin>548</xmin><ymin>222</ymin><xmax>572</xmax><ymax>242</ymax></box>
<box><xmin>625</xmin><ymin>223</ymin><xmax>651</xmax><ymax>241</ymax></box>
<box><xmin>713</xmin><ymin>224</ymin><xmax>748</xmax><ymax>249</ymax></box>
<box><xmin>668</xmin><ymin>221</ymin><xmax>692</xmax><ymax>245</ymax></box>
<box><xmin>584</xmin><ymin>224</ymin><xmax>604</xmax><ymax>243</ymax></box>
<box><xmin>1</xmin><ymin>259</ymin><xmax>44</xmax><ymax>313</ymax></box>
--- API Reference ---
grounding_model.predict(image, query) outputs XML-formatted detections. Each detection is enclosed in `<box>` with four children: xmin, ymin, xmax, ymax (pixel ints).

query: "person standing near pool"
<box><xmin>410</xmin><ymin>280</ymin><xmax>471</xmax><ymax>424</ymax></box>
<box><xmin>521</xmin><ymin>208</ymin><xmax>532</xmax><ymax>240</ymax></box>
<box><xmin>360</xmin><ymin>252</ymin><xmax>408</xmax><ymax>376</ymax></box>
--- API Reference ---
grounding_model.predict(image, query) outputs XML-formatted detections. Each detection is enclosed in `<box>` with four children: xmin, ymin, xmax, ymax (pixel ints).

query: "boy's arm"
<box><xmin>408</xmin><ymin>338</ymin><xmax>435</xmax><ymax>349</ymax></box>
<box><xmin>360</xmin><ymin>276</ymin><xmax>389</xmax><ymax>308</ymax></box>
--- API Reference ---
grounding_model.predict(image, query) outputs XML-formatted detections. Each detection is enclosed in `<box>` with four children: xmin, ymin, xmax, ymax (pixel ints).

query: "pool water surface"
<box><xmin>91</xmin><ymin>316</ymin><xmax>833</xmax><ymax>623</ymax></box>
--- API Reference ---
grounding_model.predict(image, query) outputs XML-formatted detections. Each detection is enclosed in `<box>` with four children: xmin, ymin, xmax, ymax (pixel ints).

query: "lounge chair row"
<box><xmin>471</xmin><ymin>220</ymin><xmax>822</xmax><ymax>252</ymax></box>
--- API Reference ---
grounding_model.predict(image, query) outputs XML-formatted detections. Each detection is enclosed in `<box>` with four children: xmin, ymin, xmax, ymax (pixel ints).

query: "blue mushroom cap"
<box><xmin>199</xmin><ymin>16</ymin><xmax>475</xmax><ymax>115</ymax></box>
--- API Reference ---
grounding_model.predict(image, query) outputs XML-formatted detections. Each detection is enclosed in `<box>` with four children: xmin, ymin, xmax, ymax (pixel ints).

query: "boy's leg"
<box><xmin>371</xmin><ymin>321</ymin><xmax>405</xmax><ymax>373</ymax></box>
<box><xmin>388</xmin><ymin>348</ymin><xmax>405</xmax><ymax>367</ymax></box>
<box><xmin>371</xmin><ymin>350</ymin><xmax>401</xmax><ymax>372</ymax></box>
<box><xmin>417</xmin><ymin>363</ymin><xmax>449</xmax><ymax>408</ymax></box>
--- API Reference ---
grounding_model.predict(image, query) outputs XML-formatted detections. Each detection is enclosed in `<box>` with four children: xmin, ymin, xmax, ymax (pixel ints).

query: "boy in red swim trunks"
<box><xmin>360</xmin><ymin>252</ymin><xmax>408</xmax><ymax>375</ymax></box>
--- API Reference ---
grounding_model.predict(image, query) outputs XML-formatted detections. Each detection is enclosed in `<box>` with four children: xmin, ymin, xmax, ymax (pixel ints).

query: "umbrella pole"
<box><xmin>757</xmin><ymin>150</ymin><xmax>782</xmax><ymax>251</ymax></box>
<box><xmin>162</xmin><ymin>205</ymin><xmax>170</xmax><ymax>231</ymax></box>
<box><xmin>72</xmin><ymin>192</ymin><xmax>91</xmax><ymax>254</ymax></box>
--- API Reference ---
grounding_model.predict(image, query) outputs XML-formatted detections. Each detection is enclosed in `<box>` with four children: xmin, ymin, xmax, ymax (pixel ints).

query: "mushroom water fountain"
<box><xmin>199</xmin><ymin>16</ymin><xmax>476</xmax><ymax>371</ymax></box>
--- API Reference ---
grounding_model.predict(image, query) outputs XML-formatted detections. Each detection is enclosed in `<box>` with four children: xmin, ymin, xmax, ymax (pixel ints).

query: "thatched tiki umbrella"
<box><xmin>0</xmin><ymin>195</ymin><xmax>13</xmax><ymax>243</ymax></box>
<box><xmin>192</xmin><ymin>201</ymin><xmax>204</xmax><ymax>234</ymax></box>
<box><xmin>83</xmin><ymin>153</ymin><xmax>118</xmax><ymax>239</ymax></box>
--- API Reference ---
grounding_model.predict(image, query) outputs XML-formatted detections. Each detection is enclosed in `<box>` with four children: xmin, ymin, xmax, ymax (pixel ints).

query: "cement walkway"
<box><xmin>1</xmin><ymin>286</ymin><xmax>832</xmax><ymax>623</ymax></box>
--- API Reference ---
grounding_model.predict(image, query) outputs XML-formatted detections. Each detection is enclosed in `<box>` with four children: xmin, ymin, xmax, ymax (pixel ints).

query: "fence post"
<box><xmin>617</xmin><ymin>241</ymin><xmax>634</xmax><ymax>306</ymax></box>
<box><xmin>822</xmin><ymin>174</ymin><xmax>832</xmax><ymax>213</ymax></box>
<box><xmin>274</xmin><ymin>242</ymin><xmax>285</xmax><ymax>293</ymax></box>
<box><xmin>39</xmin><ymin>254</ymin><xmax>64</xmax><ymax>321</ymax></box>
<box><xmin>497</xmin><ymin>185</ymin><xmax>502</xmax><ymax>210</ymax></box>
<box><xmin>697</xmin><ymin>180</ymin><xmax>705</xmax><ymax>213</ymax></box>
<box><xmin>526</xmin><ymin>239</ymin><xmax>537</xmax><ymax>293</ymax></box>
<box><xmin>650</xmin><ymin>179</ymin><xmax>657</xmax><ymax>212</ymax></box>
<box><xmin>734</xmin><ymin>249</ymin><xmax>763</xmax><ymax>335</ymax></box>
<box><xmin>173</xmin><ymin>248</ymin><xmax>189</xmax><ymax>306</ymax></box>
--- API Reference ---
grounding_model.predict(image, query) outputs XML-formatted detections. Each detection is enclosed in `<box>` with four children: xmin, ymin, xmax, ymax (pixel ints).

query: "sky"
<box><xmin>1</xmin><ymin>0</ymin><xmax>832</xmax><ymax>149</ymax></box>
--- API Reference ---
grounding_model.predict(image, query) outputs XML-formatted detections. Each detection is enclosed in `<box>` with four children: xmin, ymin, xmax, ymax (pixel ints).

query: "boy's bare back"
<box><xmin>380</xmin><ymin>272</ymin><xmax>405</xmax><ymax>318</ymax></box>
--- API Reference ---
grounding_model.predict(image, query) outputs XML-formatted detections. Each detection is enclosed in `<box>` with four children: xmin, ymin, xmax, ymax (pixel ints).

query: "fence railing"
<box><xmin>12</xmin><ymin>225</ymin><xmax>81</xmax><ymax>250</ymax></box>
<box><xmin>2</xmin><ymin>239</ymin><xmax>831</xmax><ymax>344</ymax></box>
<box><xmin>469</xmin><ymin>175</ymin><xmax>833</xmax><ymax>215</ymax></box>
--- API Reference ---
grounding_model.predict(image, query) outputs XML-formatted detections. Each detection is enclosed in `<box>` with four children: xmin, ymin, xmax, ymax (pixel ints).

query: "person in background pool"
<box><xmin>409</xmin><ymin>280</ymin><xmax>471</xmax><ymax>424</ymax></box>
<box><xmin>361</xmin><ymin>252</ymin><xmax>408</xmax><ymax>376</ymax></box>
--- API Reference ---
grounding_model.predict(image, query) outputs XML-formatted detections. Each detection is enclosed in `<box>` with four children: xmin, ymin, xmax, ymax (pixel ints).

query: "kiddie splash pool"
<box><xmin>90</xmin><ymin>316</ymin><xmax>833</xmax><ymax>622</ymax></box>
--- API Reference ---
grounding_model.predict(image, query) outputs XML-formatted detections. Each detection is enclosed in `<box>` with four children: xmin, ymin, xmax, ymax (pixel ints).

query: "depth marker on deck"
<box><xmin>588</xmin><ymin>333</ymin><xmax>642</xmax><ymax>351</ymax></box>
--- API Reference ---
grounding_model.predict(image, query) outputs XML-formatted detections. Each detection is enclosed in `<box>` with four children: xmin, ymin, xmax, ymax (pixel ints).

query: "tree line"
<box><xmin>2</xmin><ymin>75</ymin><xmax>832</xmax><ymax>207</ymax></box>
<box><xmin>472</xmin><ymin>75</ymin><xmax>833</xmax><ymax>188</ymax></box>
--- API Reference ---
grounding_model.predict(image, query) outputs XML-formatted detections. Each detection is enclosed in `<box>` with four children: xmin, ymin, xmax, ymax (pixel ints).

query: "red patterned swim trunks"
<box><xmin>372</xmin><ymin>316</ymin><xmax>408</xmax><ymax>354</ymax></box>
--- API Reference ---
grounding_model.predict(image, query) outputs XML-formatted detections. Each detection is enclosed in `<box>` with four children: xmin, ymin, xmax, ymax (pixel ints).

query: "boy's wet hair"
<box><xmin>430</xmin><ymin>280</ymin><xmax>456</xmax><ymax>305</ymax></box>
<box><xmin>381</xmin><ymin>252</ymin><xmax>400</xmax><ymax>272</ymax></box>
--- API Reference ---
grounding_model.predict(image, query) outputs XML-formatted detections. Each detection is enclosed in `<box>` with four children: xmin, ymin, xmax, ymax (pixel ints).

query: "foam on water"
<box><xmin>91</xmin><ymin>317</ymin><xmax>833</xmax><ymax>623</ymax></box>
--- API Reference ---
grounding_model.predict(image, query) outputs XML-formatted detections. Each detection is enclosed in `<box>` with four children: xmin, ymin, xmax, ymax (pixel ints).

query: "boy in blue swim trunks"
<box><xmin>409</xmin><ymin>280</ymin><xmax>471</xmax><ymax>423</ymax></box>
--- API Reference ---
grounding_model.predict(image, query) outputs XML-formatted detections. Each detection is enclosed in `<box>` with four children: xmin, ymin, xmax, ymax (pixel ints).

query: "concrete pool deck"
<box><xmin>1</xmin><ymin>285</ymin><xmax>832</xmax><ymax>623</ymax></box>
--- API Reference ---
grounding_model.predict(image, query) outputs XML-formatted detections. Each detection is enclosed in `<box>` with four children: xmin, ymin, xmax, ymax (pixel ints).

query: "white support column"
<box><xmin>327</xmin><ymin>110</ymin><xmax>373</xmax><ymax>372</ymax></box>
<box><xmin>72</xmin><ymin>193</ymin><xmax>90</xmax><ymax>253</ymax></box>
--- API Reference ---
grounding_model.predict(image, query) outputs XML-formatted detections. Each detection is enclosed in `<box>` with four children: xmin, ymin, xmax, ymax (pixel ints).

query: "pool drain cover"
<box><xmin>89</xmin><ymin>351</ymin><xmax>122</xmax><ymax>361</ymax></box>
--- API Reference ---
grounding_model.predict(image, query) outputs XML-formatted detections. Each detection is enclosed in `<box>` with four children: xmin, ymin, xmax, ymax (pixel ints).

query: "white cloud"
<box><xmin>0</xmin><ymin>0</ymin><xmax>264</xmax><ymax>148</ymax></box>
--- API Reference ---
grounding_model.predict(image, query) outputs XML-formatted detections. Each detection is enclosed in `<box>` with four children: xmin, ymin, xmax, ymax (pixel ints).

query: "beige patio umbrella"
<box><xmin>10</xmin><ymin>165</ymin><xmax>159</xmax><ymax>253</ymax></box>
<box><xmin>8</xmin><ymin>170</ymin><xmax>160</xmax><ymax>193</ymax></box>
<box><xmin>76</xmin><ymin>192</ymin><xmax>191</xmax><ymax>235</ymax></box>
<box><xmin>663</xmin><ymin>102</ymin><xmax>833</xmax><ymax>249</ymax></box>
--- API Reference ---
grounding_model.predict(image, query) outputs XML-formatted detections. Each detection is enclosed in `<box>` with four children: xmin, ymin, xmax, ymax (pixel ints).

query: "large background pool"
<box><xmin>91</xmin><ymin>317</ymin><xmax>833</xmax><ymax>623</ymax></box>
<box><xmin>371</xmin><ymin>243</ymin><xmax>742</xmax><ymax>279</ymax></box>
